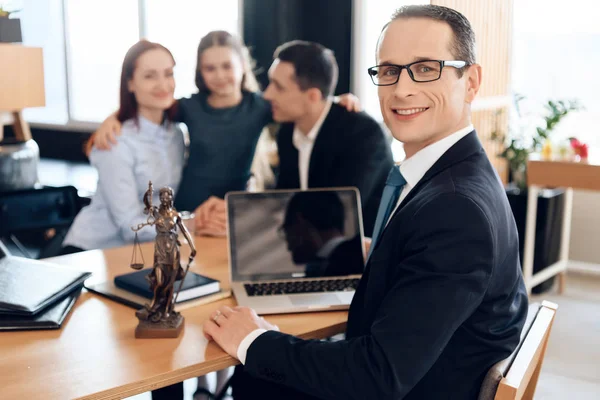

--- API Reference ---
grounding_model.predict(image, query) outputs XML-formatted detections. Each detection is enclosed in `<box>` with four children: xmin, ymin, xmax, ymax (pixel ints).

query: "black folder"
<box><xmin>0</xmin><ymin>255</ymin><xmax>91</xmax><ymax>316</ymax></box>
<box><xmin>0</xmin><ymin>286</ymin><xmax>83</xmax><ymax>331</ymax></box>
<box><xmin>114</xmin><ymin>268</ymin><xmax>220</xmax><ymax>301</ymax></box>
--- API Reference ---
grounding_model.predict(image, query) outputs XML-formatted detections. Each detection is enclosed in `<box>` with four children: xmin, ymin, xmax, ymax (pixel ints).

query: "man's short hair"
<box><xmin>283</xmin><ymin>191</ymin><xmax>345</xmax><ymax>232</ymax></box>
<box><xmin>274</xmin><ymin>40</ymin><xmax>339</xmax><ymax>98</ymax></box>
<box><xmin>385</xmin><ymin>5</ymin><xmax>476</xmax><ymax>75</ymax></box>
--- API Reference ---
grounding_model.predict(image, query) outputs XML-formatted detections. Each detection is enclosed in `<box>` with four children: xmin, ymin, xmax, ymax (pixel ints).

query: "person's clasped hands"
<box><xmin>194</xmin><ymin>196</ymin><xmax>227</xmax><ymax>237</ymax></box>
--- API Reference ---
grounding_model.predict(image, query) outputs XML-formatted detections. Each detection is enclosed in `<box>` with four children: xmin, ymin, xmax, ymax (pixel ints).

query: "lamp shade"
<box><xmin>0</xmin><ymin>44</ymin><xmax>45</xmax><ymax>111</ymax></box>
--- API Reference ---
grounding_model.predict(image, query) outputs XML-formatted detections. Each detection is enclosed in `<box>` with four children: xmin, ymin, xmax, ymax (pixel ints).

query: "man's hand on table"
<box><xmin>203</xmin><ymin>306</ymin><xmax>279</xmax><ymax>360</ymax></box>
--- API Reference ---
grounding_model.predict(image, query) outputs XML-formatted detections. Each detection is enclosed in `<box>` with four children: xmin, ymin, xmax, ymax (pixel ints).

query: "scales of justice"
<box><xmin>129</xmin><ymin>181</ymin><xmax>197</xmax><ymax>338</ymax></box>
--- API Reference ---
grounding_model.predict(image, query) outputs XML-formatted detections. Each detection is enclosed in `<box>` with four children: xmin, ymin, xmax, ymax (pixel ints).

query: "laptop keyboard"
<box><xmin>244</xmin><ymin>278</ymin><xmax>360</xmax><ymax>297</ymax></box>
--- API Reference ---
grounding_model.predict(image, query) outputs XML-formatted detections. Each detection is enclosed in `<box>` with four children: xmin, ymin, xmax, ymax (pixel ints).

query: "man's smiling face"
<box><xmin>377</xmin><ymin>17</ymin><xmax>480</xmax><ymax>158</ymax></box>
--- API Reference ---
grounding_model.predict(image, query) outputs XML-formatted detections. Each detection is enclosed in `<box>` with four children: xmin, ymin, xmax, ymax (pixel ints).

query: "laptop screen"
<box><xmin>227</xmin><ymin>188</ymin><xmax>365</xmax><ymax>282</ymax></box>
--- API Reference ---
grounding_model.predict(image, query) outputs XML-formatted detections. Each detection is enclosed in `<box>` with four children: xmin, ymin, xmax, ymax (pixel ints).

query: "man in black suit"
<box><xmin>265</xmin><ymin>41</ymin><xmax>394</xmax><ymax>237</ymax></box>
<box><xmin>279</xmin><ymin>191</ymin><xmax>363</xmax><ymax>277</ymax></box>
<box><xmin>194</xmin><ymin>41</ymin><xmax>392</xmax><ymax>238</ymax></box>
<box><xmin>203</xmin><ymin>5</ymin><xmax>528</xmax><ymax>400</ymax></box>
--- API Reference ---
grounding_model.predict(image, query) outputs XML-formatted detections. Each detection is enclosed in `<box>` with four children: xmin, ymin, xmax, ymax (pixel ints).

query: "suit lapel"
<box><xmin>369</xmin><ymin>130</ymin><xmax>484</xmax><ymax>253</ymax></box>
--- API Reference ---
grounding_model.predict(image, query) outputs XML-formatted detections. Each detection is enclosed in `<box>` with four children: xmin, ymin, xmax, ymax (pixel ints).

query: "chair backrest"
<box><xmin>478</xmin><ymin>301</ymin><xmax>558</xmax><ymax>400</ymax></box>
<box><xmin>0</xmin><ymin>186</ymin><xmax>82</xmax><ymax>236</ymax></box>
<box><xmin>495</xmin><ymin>301</ymin><xmax>558</xmax><ymax>399</ymax></box>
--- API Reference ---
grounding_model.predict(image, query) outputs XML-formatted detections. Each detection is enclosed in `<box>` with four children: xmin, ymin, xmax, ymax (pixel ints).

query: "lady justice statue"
<box><xmin>130</xmin><ymin>181</ymin><xmax>196</xmax><ymax>338</ymax></box>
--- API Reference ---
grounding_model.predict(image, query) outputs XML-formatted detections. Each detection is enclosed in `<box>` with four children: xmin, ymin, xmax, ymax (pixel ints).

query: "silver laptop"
<box><xmin>226</xmin><ymin>188</ymin><xmax>365</xmax><ymax>315</ymax></box>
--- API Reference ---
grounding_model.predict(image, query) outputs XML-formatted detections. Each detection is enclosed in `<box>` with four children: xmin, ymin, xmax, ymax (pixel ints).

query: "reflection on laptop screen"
<box><xmin>227</xmin><ymin>189</ymin><xmax>365</xmax><ymax>282</ymax></box>
<box><xmin>0</xmin><ymin>241</ymin><xmax>8</xmax><ymax>259</ymax></box>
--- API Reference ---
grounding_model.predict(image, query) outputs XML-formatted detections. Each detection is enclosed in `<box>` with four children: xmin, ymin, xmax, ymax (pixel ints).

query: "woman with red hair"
<box><xmin>62</xmin><ymin>40</ymin><xmax>184</xmax><ymax>253</ymax></box>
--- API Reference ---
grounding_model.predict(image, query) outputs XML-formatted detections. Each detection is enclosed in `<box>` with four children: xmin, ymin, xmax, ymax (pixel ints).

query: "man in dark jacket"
<box><xmin>203</xmin><ymin>5</ymin><xmax>528</xmax><ymax>400</ymax></box>
<box><xmin>267</xmin><ymin>40</ymin><xmax>393</xmax><ymax>236</ymax></box>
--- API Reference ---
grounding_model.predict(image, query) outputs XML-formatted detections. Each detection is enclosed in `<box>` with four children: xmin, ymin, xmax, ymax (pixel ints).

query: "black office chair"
<box><xmin>0</xmin><ymin>186</ymin><xmax>87</xmax><ymax>258</ymax></box>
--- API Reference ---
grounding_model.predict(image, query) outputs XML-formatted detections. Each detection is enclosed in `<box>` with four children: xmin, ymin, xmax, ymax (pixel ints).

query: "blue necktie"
<box><xmin>368</xmin><ymin>166</ymin><xmax>406</xmax><ymax>259</ymax></box>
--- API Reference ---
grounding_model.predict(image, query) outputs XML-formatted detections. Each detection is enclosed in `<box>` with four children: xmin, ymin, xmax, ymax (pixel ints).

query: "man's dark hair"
<box><xmin>382</xmin><ymin>5</ymin><xmax>476</xmax><ymax>76</ymax></box>
<box><xmin>283</xmin><ymin>191</ymin><xmax>345</xmax><ymax>232</ymax></box>
<box><xmin>274</xmin><ymin>40</ymin><xmax>339</xmax><ymax>98</ymax></box>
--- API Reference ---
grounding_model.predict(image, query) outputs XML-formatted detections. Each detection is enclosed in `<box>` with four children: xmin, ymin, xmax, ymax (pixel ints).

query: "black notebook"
<box><xmin>85</xmin><ymin>280</ymin><xmax>231</xmax><ymax>310</ymax></box>
<box><xmin>0</xmin><ymin>286</ymin><xmax>82</xmax><ymax>331</ymax></box>
<box><xmin>0</xmin><ymin>256</ymin><xmax>91</xmax><ymax>316</ymax></box>
<box><xmin>114</xmin><ymin>269</ymin><xmax>220</xmax><ymax>302</ymax></box>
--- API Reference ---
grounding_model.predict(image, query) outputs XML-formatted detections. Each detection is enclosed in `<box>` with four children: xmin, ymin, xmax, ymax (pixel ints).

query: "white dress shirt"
<box><xmin>292</xmin><ymin>100</ymin><xmax>333</xmax><ymax>189</ymax></box>
<box><xmin>389</xmin><ymin>124</ymin><xmax>475</xmax><ymax>223</ymax></box>
<box><xmin>236</xmin><ymin>123</ymin><xmax>475</xmax><ymax>365</ymax></box>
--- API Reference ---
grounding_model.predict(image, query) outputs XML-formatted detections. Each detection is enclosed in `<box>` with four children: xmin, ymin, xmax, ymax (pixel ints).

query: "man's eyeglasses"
<box><xmin>367</xmin><ymin>60</ymin><xmax>468</xmax><ymax>85</ymax></box>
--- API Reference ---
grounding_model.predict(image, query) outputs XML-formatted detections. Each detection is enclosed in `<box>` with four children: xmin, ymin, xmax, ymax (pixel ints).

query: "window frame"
<box><xmin>26</xmin><ymin>0</ymin><xmax>244</xmax><ymax>131</ymax></box>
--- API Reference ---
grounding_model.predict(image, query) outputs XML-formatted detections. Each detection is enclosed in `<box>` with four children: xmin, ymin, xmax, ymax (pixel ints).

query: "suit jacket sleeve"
<box><xmin>244</xmin><ymin>193</ymin><xmax>495</xmax><ymax>399</ymax></box>
<box><xmin>329</xmin><ymin>117</ymin><xmax>390</xmax><ymax>203</ymax></box>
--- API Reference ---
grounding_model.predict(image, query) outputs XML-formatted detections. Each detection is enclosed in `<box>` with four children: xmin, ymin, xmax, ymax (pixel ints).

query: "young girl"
<box><xmin>62</xmin><ymin>40</ymin><xmax>184</xmax><ymax>253</ymax></box>
<box><xmin>91</xmin><ymin>31</ymin><xmax>358</xmax><ymax>237</ymax></box>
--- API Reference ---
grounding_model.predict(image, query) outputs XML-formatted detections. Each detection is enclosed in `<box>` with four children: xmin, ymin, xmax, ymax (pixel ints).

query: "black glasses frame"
<box><xmin>367</xmin><ymin>60</ymin><xmax>468</xmax><ymax>85</ymax></box>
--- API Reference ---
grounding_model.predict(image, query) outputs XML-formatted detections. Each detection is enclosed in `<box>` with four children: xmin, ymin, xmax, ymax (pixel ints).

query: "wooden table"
<box><xmin>524</xmin><ymin>151</ymin><xmax>600</xmax><ymax>294</ymax></box>
<box><xmin>0</xmin><ymin>237</ymin><xmax>348</xmax><ymax>399</ymax></box>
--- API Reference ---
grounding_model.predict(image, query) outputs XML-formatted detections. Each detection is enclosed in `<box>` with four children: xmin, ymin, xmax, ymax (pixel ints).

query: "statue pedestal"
<box><xmin>135</xmin><ymin>311</ymin><xmax>184</xmax><ymax>339</ymax></box>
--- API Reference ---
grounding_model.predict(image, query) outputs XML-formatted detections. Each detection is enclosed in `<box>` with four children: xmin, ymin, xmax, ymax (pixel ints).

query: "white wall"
<box><xmin>570</xmin><ymin>191</ymin><xmax>600</xmax><ymax>265</ymax></box>
<box><xmin>351</xmin><ymin>0</ymin><xmax>428</xmax><ymax>121</ymax></box>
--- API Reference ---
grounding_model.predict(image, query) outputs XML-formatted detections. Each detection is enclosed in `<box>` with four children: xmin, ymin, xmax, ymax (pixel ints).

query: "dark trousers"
<box><xmin>151</xmin><ymin>383</ymin><xmax>183</xmax><ymax>400</ymax></box>
<box><xmin>231</xmin><ymin>365</ymin><xmax>322</xmax><ymax>400</ymax></box>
